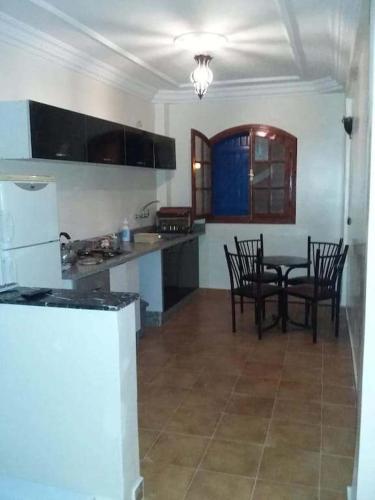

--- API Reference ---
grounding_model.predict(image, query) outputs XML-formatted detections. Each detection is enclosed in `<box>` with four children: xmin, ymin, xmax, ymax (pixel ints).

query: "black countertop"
<box><xmin>0</xmin><ymin>287</ymin><xmax>138</xmax><ymax>311</ymax></box>
<box><xmin>62</xmin><ymin>231</ymin><xmax>204</xmax><ymax>281</ymax></box>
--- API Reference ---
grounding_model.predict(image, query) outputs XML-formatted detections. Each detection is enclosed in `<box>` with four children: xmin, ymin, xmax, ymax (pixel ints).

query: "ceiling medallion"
<box><xmin>174</xmin><ymin>32</ymin><xmax>227</xmax><ymax>100</ymax></box>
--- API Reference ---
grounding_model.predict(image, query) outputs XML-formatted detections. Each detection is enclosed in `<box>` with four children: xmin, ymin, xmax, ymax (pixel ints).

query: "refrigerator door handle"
<box><xmin>0</xmin><ymin>252</ymin><xmax>17</xmax><ymax>287</ymax></box>
<box><xmin>0</xmin><ymin>210</ymin><xmax>15</xmax><ymax>248</ymax></box>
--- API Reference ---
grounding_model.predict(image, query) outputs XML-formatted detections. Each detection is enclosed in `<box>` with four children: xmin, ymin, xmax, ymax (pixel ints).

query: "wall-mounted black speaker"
<box><xmin>342</xmin><ymin>116</ymin><xmax>353</xmax><ymax>138</ymax></box>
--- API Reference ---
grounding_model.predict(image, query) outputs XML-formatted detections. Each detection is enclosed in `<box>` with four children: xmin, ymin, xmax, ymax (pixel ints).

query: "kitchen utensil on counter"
<box><xmin>60</xmin><ymin>232</ymin><xmax>78</xmax><ymax>270</ymax></box>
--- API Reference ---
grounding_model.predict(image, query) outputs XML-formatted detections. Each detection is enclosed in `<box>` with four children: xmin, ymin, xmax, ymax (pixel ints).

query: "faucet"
<box><xmin>135</xmin><ymin>200</ymin><xmax>160</xmax><ymax>219</ymax></box>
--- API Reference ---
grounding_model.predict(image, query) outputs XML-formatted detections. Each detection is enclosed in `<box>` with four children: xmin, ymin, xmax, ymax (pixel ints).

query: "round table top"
<box><xmin>262</xmin><ymin>255</ymin><xmax>309</xmax><ymax>267</ymax></box>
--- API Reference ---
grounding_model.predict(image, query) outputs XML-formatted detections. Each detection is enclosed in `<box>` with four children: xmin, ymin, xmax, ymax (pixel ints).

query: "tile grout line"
<box><xmin>318</xmin><ymin>337</ymin><xmax>324</xmax><ymax>500</ymax></box>
<box><xmin>181</xmin><ymin>365</ymin><xmax>245</xmax><ymax>500</ymax></box>
<box><xmin>140</xmin><ymin>365</ymin><xmax>207</xmax><ymax>463</ymax></box>
<box><xmin>249</xmin><ymin>332</ymin><xmax>288</xmax><ymax>500</ymax></box>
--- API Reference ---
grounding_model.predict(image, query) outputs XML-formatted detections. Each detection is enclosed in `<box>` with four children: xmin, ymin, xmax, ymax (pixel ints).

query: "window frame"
<box><xmin>191</xmin><ymin>124</ymin><xmax>297</xmax><ymax>224</ymax></box>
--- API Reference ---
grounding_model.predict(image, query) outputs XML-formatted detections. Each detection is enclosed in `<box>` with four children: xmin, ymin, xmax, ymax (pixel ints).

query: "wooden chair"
<box><xmin>284</xmin><ymin>245</ymin><xmax>349</xmax><ymax>342</ymax></box>
<box><xmin>224</xmin><ymin>245</ymin><xmax>285</xmax><ymax>339</ymax></box>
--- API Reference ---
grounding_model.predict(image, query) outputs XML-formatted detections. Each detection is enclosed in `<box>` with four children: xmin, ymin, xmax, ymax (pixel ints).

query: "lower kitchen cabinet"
<box><xmin>162</xmin><ymin>238</ymin><xmax>199</xmax><ymax>310</ymax></box>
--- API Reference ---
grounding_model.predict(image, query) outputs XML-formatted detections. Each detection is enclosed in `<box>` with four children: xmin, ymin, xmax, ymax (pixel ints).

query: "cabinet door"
<box><xmin>162</xmin><ymin>238</ymin><xmax>199</xmax><ymax>310</ymax></box>
<box><xmin>29</xmin><ymin>101</ymin><xmax>86</xmax><ymax>162</ymax></box>
<box><xmin>125</xmin><ymin>127</ymin><xmax>154</xmax><ymax>168</ymax></box>
<box><xmin>154</xmin><ymin>134</ymin><xmax>176</xmax><ymax>169</ymax></box>
<box><xmin>87</xmin><ymin>116</ymin><xmax>125</xmax><ymax>165</ymax></box>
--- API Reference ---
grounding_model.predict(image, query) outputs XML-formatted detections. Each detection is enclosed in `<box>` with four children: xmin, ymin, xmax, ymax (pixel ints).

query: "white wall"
<box><xmin>158</xmin><ymin>93</ymin><xmax>346</xmax><ymax>289</ymax></box>
<box><xmin>0</xmin><ymin>40</ymin><xmax>157</xmax><ymax>240</ymax></box>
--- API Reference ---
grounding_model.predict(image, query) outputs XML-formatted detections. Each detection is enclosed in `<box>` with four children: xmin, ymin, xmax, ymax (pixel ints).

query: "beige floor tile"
<box><xmin>138</xmin><ymin>403</ymin><xmax>177</xmax><ymax>430</ymax></box>
<box><xmin>151</xmin><ymin>367</ymin><xmax>202</xmax><ymax>389</ymax></box>
<box><xmin>226</xmin><ymin>394</ymin><xmax>275</xmax><ymax>418</ymax></box>
<box><xmin>320</xmin><ymin>489</ymin><xmax>347</xmax><ymax>500</ymax></box>
<box><xmin>138</xmin><ymin>384</ymin><xmax>191</xmax><ymax>408</ymax></box>
<box><xmin>139</xmin><ymin>429</ymin><xmax>160</xmax><ymax>459</ymax></box>
<box><xmin>259</xmin><ymin>446</ymin><xmax>320</xmax><ymax>487</ymax></box>
<box><xmin>142</xmin><ymin>461</ymin><xmax>195</xmax><ymax>500</ymax></box>
<box><xmin>278</xmin><ymin>381</ymin><xmax>322</xmax><ymax>402</ymax></box>
<box><xmin>234</xmin><ymin>376</ymin><xmax>279</xmax><ymax>398</ymax></box>
<box><xmin>185</xmin><ymin>470</ymin><xmax>254</xmax><ymax>500</ymax></box>
<box><xmin>322</xmin><ymin>426</ymin><xmax>356</xmax><ymax>457</ymax></box>
<box><xmin>281</xmin><ymin>364</ymin><xmax>322</xmax><ymax>384</ymax></box>
<box><xmin>181</xmin><ymin>388</ymin><xmax>230</xmax><ymax>412</ymax></box>
<box><xmin>252</xmin><ymin>480</ymin><xmax>318</xmax><ymax>499</ymax></box>
<box><xmin>287</xmin><ymin>337</ymin><xmax>323</xmax><ymax>354</ymax></box>
<box><xmin>322</xmin><ymin>404</ymin><xmax>357</xmax><ymax>429</ymax></box>
<box><xmin>215</xmin><ymin>413</ymin><xmax>269</xmax><ymax>444</ymax></box>
<box><xmin>321</xmin><ymin>454</ymin><xmax>354</xmax><ymax>490</ymax></box>
<box><xmin>165</xmin><ymin>407</ymin><xmax>221</xmax><ymax>437</ymax></box>
<box><xmin>201</xmin><ymin>439</ymin><xmax>262</xmax><ymax>477</ymax></box>
<box><xmin>193</xmin><ymin>372</ymin><xmax>237</xmax><ymax>394</ymax></box>
<box><xmin>284</xmin><ymin>352</ymin><xmax>323</xmax><ymax>369</ymax></box>
<box><xmin>147</xmin><ymin>432</ymin><xmax>209</xmax><ymax>468</ymax></box>
<box><xmin>243</xmin><ymin>361</ymin><xmax>283</xmax><ymax>380</ymax></box>
<box><xmin>323</xmin><ymin>364</ymin><xmax>355</xmax><ymax>387</ymax></box>
<box><xmin>323</xmin><ymin>385</ymin><xmax>356</xmax><ymax>406</ymax></box>
<box><xmin>272</xmin><ymin>400</ymin><xmax>321</xmax><ymax>425</ymax></box>
<box><xmin>267</xmin><ymin>420</ymin><xmax>321</xmax><ymax>451</ymax></box>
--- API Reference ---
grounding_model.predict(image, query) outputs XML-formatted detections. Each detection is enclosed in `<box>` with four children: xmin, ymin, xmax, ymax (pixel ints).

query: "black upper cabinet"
<box><xmin>29</xmin><ymin>101</ymin><xmax>87</xmax><ymax>162</ymax></box>
<box><xmin>87</xmin><ymin>116</ymin><xmax>125</xmax><ymax>165</ymax></box>
<box><xmin>27</xmin><ymin>101</ymin><xmax>176</xmax><ymax>169</ymax></box>
<box><xmin>125</xmin><ymin>127</ymin><xmax>154</xmax><ymax>168</ymax></box>
<box><xmin>154</xmin><ymin>134</ymin><xmax>176</xmax><ymax>170</ymax></box>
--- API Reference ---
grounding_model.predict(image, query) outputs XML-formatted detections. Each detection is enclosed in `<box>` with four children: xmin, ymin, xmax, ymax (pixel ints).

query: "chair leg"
<box><xmin>257</xmin><ymin>299</ymin><xmax>263</xmax><ymax>340</ymax></box>
<box><xmin>304</xmin><ymin>300</ymin><xmax>310</xmax><ymax>326</ymax></box>
<box><xmin>254</xmin><ymin>301</ymin><xmax>259</xmax><ymax>325</ymax></box>
<box><xmin>331</xmin><ymin>296</ymin><xmax>335</xmax><ymax>322</ymax></box>
<box><xmin>312</xmin><ymin>302</ymin><xmax>318</xmax><ymax>343</ymax></box>
<box><xmin>335</xmin><ymin>294</ymin><xmax>340</xmax><ymax>338</ymax></box>
<box><xmin>281</xmin><ymin>292</ymin><xmax>287</xmax><ymax>333</ymax></box>
<box><xmin>231</xmin><ymin>294</ymin><xmax>236</xmax><ymax>333</ymax></box>
<box><xmin>240</xmin><ymin>296</ymin><xmax>244</xmax><ymax>313</ymax></box>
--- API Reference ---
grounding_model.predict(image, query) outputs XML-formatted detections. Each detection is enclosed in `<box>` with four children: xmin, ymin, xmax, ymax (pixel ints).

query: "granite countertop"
<box><xmin>62</xmin><ymin>231</ymin><xmax>204</xmax><ymax>281</ymax></box>
<box><xmin>0</xmin><ymin>287</ymin><xmax>138</xmax><ymax>311</ymax></box>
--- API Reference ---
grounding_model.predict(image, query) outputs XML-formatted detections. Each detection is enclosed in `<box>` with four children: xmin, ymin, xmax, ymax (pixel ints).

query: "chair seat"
<box><xmin>242</xmin><ymin>271</ymin><xmax>279</xmax><ymax>283</ymax></box>
<box><xmin>234</xmin><ymin>283</ymin><xmax>282</xmax><ymax>299</ymax></box>
<box><xmin>286</xmin><ymin>284</ymin><xmax>334</xmax><ymax>301</ymax></box>
<box><xmin>287</xmin><ymin>276</ymin><xmax>333</xmax><ymax>287</ymax></box>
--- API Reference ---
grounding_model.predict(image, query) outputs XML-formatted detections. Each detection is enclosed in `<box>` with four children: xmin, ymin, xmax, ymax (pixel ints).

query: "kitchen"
<box><xmin>0</xmin><ymin>1</ymin><xmax>374</xmax><ymax>499</ymax></box>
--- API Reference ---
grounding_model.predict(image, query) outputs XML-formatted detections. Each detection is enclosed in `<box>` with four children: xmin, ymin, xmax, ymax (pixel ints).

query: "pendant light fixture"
<box><xmin>190</xmin><ymin>54</ymin><xmax>213</xmax><ymax>100</ymax></box>
<box><xmin>174</xmin><ymin>32</ymin><xmax>227</xmax><ymax>100</ymax></box>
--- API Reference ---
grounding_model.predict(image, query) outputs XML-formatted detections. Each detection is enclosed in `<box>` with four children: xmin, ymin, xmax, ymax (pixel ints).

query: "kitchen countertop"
<box><xmin>62</xmin><ymin>231</ymin><xmax>203</xmax><ymax>281</ymax></box>
<box><xmin>0</xmin><ymin>287</ymin><xmax>138</xmax><ymax>311</ymax></box>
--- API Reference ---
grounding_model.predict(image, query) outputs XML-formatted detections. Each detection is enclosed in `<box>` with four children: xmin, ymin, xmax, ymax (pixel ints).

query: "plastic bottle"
<box><xmin>120</xmin><ymin>218</ymin><xmax>131</xmax><ymax>242</ymax></box>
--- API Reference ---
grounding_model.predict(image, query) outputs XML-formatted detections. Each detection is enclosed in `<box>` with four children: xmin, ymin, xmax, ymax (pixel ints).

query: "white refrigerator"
<box><xmin>0</xmin><ymin>175</ymin><xmax>62</xmax><ymax>290</ymax></box>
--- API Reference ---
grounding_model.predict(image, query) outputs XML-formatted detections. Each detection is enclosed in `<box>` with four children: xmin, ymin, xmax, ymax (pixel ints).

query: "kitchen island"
<box><xmin>0</xmin><ymin>287</ymin><xmax>142</xmax><ymax>500</ymax></box>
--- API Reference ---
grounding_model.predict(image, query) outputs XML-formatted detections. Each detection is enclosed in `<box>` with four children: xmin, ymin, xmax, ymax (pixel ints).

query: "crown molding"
<box><xmin>0</xmin><ymin>12</ymin><xmax>158</xmax><ymax>100</ymax></box>
<box><xmin>153</xmin><ymin>77</ymin><xmax>343</xmax><ymax>104</ymax></box>
<box><xmin>27</xmin><ymin>0</ymin><xmax>178</xmax><ymax>86</ymax></box>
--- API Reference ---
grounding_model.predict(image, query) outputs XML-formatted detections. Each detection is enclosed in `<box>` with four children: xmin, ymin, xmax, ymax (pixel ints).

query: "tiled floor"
<box><xmin>137</xmin><ymin>290</ymin><xmax>357</xmax><ymax>500</ymax></box>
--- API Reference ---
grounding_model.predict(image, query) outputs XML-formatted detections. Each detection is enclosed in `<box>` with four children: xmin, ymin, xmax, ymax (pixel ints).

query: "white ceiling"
<box><xmin>0</xmin><ymin>0</ymin><xmax>363</xmax><ymax>102</ymax></box>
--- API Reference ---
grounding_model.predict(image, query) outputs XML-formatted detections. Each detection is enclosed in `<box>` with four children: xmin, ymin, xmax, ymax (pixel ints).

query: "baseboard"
<box><xmin>345</xmin><ymin>306</ymin><xmax>358</xmax><ymax>388</ymax></box>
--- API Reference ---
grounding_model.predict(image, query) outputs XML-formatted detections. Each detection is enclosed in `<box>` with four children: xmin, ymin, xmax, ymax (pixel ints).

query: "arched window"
<box><xmin>191</xmin><ymin>125</ymin><xmax>297</xmax><ymax>223</ymax></box>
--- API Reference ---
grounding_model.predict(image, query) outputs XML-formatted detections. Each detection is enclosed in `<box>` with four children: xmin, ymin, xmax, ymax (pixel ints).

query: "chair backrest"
<box><xmin>307</xmin><ymin>236</ymin><xmax>343</xmax><ymax>277</ymax></box>
<box><xmin>224</xmin><ymin>244</ymin><xmax>262</xmax><ymax>291</ymax></box>
<box><xmin>314</xmin><ymin>244</ymin><xmax>349</xmax><ymax>293</ymax></box>
<box><xmin>234</xmin><ymin>234</ymin><xmax>264</xmax><ymax>276</ymax></box>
